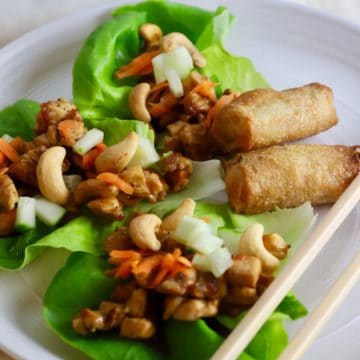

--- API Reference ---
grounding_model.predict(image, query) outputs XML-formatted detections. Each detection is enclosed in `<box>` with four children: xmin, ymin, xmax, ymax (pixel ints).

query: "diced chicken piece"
<box><xmin>87</xmin><ymin>197</ymin><xmax>124</xmax><ymax>221</ymax></box>
<box><xmin>103</xmin><ymin>227</ymin><xmax>134</xmax><ymax>253</ymax></box>
<box><xmin>191</xmin><ymin>272</ymin><xmax>227</xmax><ymax>299</ymax></box>
<box><xmin>225</xmin><ymin>256</ymin><xmax>262</xmax><ymax>288</ymax></box>
<box><xmin>57</xmin><ymin>119</ymin><xmax>87</xmax><ymax>147</ymax></box>
<box><xmin>156</xmin><ymin>267</ymin><xmax>197</xmax><ymax>296</ymax></box>
<box><xmin>223</xmin><ymin>286</ymin><xmax>258</xmax><ymax>306</ymax></box>
<box><xmin>79</xmin><ymin>308</ymin><xmax>105</xmax><ymax>333</ymax></box>
<box><xmin>163</xmin><ymin>296</ymin><xmax>184</xmax><ymax>320</ymax></box>
<box><xmin>120</xmin><ymin>317</ymin><xmax>156</xmax><ymax>339</ymax></box>
<box><xmin>99</xmin><ymin>301</ymin><xmax>126</xmax><ymax>329</ymax></box>
<box><xmin>8</xmin><ymin>146</ymin><xmax>47</xmax><ymax>186</ymax></box>
<box><xmin>172</xmin><ymin>299</ymin><xmax>219</xmax><ymax>321</ymax></box>
<box><xmin>126</xmin><ymin>289</ymin><xmax>148</xmax><ymax>317</ymax></box>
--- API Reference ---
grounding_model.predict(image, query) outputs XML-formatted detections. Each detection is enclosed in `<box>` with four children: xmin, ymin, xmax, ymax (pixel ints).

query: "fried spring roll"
<box><xmin>224</xmin><ymin>144</ymin><xmax>359</xmax><ymax>214</ymax></box>
<box><xmin>211</xmin><ymin>83</ymin><xmax>338</xmax><ymax>153</ymax></box>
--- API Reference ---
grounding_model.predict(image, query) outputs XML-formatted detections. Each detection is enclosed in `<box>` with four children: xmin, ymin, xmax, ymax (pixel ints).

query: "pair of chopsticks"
<box><xmin>212</xmin><ymin>174</ymin><xmax>360</xmax><ymax>360</ymax></box>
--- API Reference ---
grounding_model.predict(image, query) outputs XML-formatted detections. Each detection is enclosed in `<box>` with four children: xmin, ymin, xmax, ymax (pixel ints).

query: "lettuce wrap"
<box><xmin>43</xmin><ymin>201</ymin><xmax>311</xmax><ymax>360</ymax></box>
<box><xmin>73</xmin><ymin>0</ymin><xmax>267</xmax><ymax>121</ymax></box>
<box><xmin>0</xmin><ymin>101</ymin><xmax>224</xmax><ymax>270</ymax></box>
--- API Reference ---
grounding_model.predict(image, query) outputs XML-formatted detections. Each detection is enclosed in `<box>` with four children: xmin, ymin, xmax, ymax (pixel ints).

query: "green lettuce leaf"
<box><xmin>218</xmin><ymin>312</ymin><xmax>289</xmax><ymax>360</ymax></box>
<box><xmin>87</xmin><ymin>117</ymin><xmax>155</xmax><ymax>145</ymax></box>
<box><xmin>201</xmin><ymin>45</ymin><xmax>268</xmax><ymax>92</ymax></box>
<box><xmin>0</xmin><ymin>99</ymin><xmax>39</xmax><ymax>140</ymax></box>
<box><xmin>44</xmin><ymin>200</ymin><xmax>312</xmax><ymax>360</ymax></box>
<box><xmin>73</xmin><ymin>1</ymin><xmax>267</xmax><ymax>120</ymax></box>
<box><xmin>0</xmin><ymin>215</ymin><xmax>119</xmax><ymax>271</ymax></box>
<box><xmin>44</xmin><ymin>253</ymin><xmax>160</xmax><ymax>360</ymax></box>
<box><xmin>43</xmin><ymin>251</ymin><xmax>306</xmax><ymax>360</ymax></box>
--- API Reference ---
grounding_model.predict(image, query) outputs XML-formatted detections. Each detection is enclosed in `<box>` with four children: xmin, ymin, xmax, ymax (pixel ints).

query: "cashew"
<box><xmin>161</xmin><ymin>198</ymin><xmax>196</xmax><ymax>233</ymax></box>
<box><xmin>263</xmin><ymin>233</ymin><xmax>289</xmax><ymax>260</ymax></box>
<box><xmin>139</xmin><ymin>23</ymin><xmax>163</xmax><ymax>49</ymax></box>
<box><xmin>95</xmin><ymin>132</ymin><xmax>139</xmax><ymax>174</ymax></box>
<box><xmin>238</xmin><ymin>223</ymin><xmax>280</xmax><ymax>274</ymax></box>
<box><xmin>161</xmin><ymin>32</ymin><xmax>207</xmax><ymax>68</ymax></box>
<box><xmin>128</xmin><ymin>83</ymin><xmax>151</xmax><ymax>123</ymax></box>
<box><xmin>73</xmin><ymin>179</ymin><xmax>119</xmax><ymax>205</ymax></box>
<box><xmin>36</xmin><ymin>146</ymin><xmax>70</xmax><ymax>205</ymax></box>
<box><xmin>0</xmin><ymin>209</ymin><xmax>16</xmax><ymax>236</ymax></box>
<box><xmin>129</xmin><ymin>214</ymin><xmax>162</xmax><ymax>251</ymax></box>
<box><xmin>0</xmin><ymin>175</ymin><xmax>19</xmax><ymax>211</ymax></box>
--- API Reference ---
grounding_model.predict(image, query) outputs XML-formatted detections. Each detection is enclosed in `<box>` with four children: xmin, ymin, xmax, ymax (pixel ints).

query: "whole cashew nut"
<box><xmin>161</xmin><ymin>198</ymin><xmax>196</xmax><ymax>233</ymax></box>
<box><xmin>139</xmin><ymin>23</ymin><xmax>163</xmax><ymax>50</ymax></box>
<box><xmin>238</xmin><ymin>223</ymin><xmax>280</xmax><ymax>274</ymax></box>
<box><xmin>36</xmin><ymin>146</ymin><xmax>70</xmax><ymax>205</ymax></box>
<box><xmin>128</xmin><ymin>83</ymin><xmax>151</xmax><ymax>123</ymax></box>
<box><xmin>161</xmin><ymin>32</ymin><xmax>207</xmax><ymax>68</ymax></box>
<box><xmin>95</xmin><ymin>132</ymin><xmax>139</xmax><ymax>174</ymax></box>
<box><xmin>129</xmin><ymin>214</ymin><xmax>162</xmax><ymax>251</ymax></box>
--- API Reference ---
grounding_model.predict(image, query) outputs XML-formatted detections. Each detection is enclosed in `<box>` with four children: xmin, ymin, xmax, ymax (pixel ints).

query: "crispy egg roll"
<box><xmin>224</xmin><ymin>144</ymin><xmax>359</xmax><ymax>214</ymax></box>
<box><xmin>211</xmin><ymin>83</ymin><xmax>338</xmax><ymax>153</ymax></box>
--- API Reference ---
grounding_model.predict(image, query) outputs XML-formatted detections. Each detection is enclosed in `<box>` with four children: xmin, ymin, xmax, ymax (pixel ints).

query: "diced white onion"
<box><xmin>207</xmin><ymin>247</ymin><xmax>233</xmax><ymax>277</ymax></box>
<box><xmin>173</xmin><ymin>215</ymin><xmax>223</xmax><ymax>254</ymax></box>
<box><xmin>191</xmin><ymin>233</ymin><xmax>224</xmax><ymax>255</ymax></box>
<box><xmin>15</xmin><ymin>197</ymin><xmax>36</xmax><ymax>232</ymax></box>
<box><xmin>152</xmin><ymin>54</ymin><xmax>167</xmax><ymax>83</ymax></box>
<box><xmin>2</xmin><ymin>134</ymin><xmax>14</xmax><ymax>142</ymax></box>
<box><xmin>35</xmin><ymin>197</ymin><xmax>66</xmax><ymax>226</ymax></box>
<box><xmin>128</xmin><ymin>138</ymin><xmax>160</xmax><ymax>168</ymax></box>
<box><xmin>164</xmin><ymin>46</ymin><xmax>193</xmax><ymax>79</ymax></box>
<box><xmin>173</xmin><ymin>216</ymin><xmax>212</xmax><ymax>245</ymax></box>
<box><xmin>165</xmin><ymin>69</ymin><xmax>184</xmax><ymax>98</ymax></box>
<box><xmin>73</xmin><ymin>128</ymin><xmax>104</xmax><ymax>155</ymax></box>
<box><xmin>218</xmin><ymin>228</ymin><xmax>242</xmax><ymax>255</ymax></box>
<box><xmin>63</xmin><ymin>175</ymin><xmax>82</xmax><ymax>192</ymax></box>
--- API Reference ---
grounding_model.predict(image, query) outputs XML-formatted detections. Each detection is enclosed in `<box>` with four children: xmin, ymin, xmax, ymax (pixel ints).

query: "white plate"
<box><xmin>0</xmin><ymin>0</ymin><xmax>359</xmax><ymax>359</ymax></box>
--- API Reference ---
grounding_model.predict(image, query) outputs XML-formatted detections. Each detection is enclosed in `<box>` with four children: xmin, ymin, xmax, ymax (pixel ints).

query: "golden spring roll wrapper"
<box><xmin>211</xmin><ymin>83</ymin><xmax>338</xmax><ymax>153</ymax></box>
<box><xmin>224</xmin><ymin>144</ymin><xmax>359</xmax><ymax>214</ymax></box>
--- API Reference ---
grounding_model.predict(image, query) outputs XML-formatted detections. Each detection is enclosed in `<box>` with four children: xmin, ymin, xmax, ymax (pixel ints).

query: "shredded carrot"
<box><xmin>115</xmin><ymin>50</ymin><xmax>160</xmax><ymax>79</ymax></box>
<box><xmin>0</xmin><ymin>139</ymin><xmax>20</xmax><ymax>163</ymax></box>
<box><xmin>170</xmin><ymin>263</ymin><xmax>189</xmax><ymax>277</ymax></box>
<box><xmin>82</xmin><ymin>143</ymin><xmax>106</xmax><ymax>170</ymax></box>
<box><xmin>109</xmin><ymin>250</ymin><xmax>141</xmax><ymax>263</ymax></box>
<box><xmin>203</xmin><ymin>93</ymin><xmax>238</xmax><ymax>129</ymax></box>
<box><xmin>97</xmin><ymin>172</ymin><xmax>134</xmax><ymax>195</ymax></box>
<box><xmin>178</xmin><ymin>256</ymin><xmax>192</xmax><ymax>267</ymax></box>
<box><xmin>148</xmin><ymin>92</ymin><xmax>178</xmax><ymax>118</ymax></box>
<box><xmin>152</xmin><ymin>253</ymin><xmax>175</xmax><ymax>287</ymax></box>
<box><xmin>192</xmin><ymin>80</ymin><xmax>217</xmax><ymax>102</ymax></box>
<box><xmin>133</xmin><ymin>254</ymin><xmax>163</xmax><ymax>275</ymax></box>
<box><xmin>114</xmin><ymin>259</ymin><xmax>140</xmax><ymax>278</ymax></box>
<box><xmin>150</xmin><ymin>81</ymin><xmax>168</xmax><ymax>94</ymax></box>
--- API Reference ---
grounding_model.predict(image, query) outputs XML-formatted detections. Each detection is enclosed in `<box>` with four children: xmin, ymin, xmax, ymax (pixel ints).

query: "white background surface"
<box><xmin>0</xmin><ymin>1</ymin><xmax>359</xmax><ymax>360</ymax></box>
<box><xmin>0</xmin><ymin>0</ymin><xmax>359</xmax><ymax>48</ymax></box>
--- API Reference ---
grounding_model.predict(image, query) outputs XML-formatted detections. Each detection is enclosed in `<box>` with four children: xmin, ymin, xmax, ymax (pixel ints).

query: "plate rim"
<box><xmin>0</xmin><ymin>0</ymin><xmax>360</xmax><ymax>359</ymax></box>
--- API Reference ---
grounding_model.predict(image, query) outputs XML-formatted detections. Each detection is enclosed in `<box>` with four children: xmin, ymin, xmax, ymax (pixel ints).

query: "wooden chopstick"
<box><xmin>211</xmin><ymin>174</ymin><xmax>360</xmax><ymax>360</ymax></box>
<box><xmin>279</xmin><ymin>250</ymin><xmax>360</xmax><ymax>360</ymax></box>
